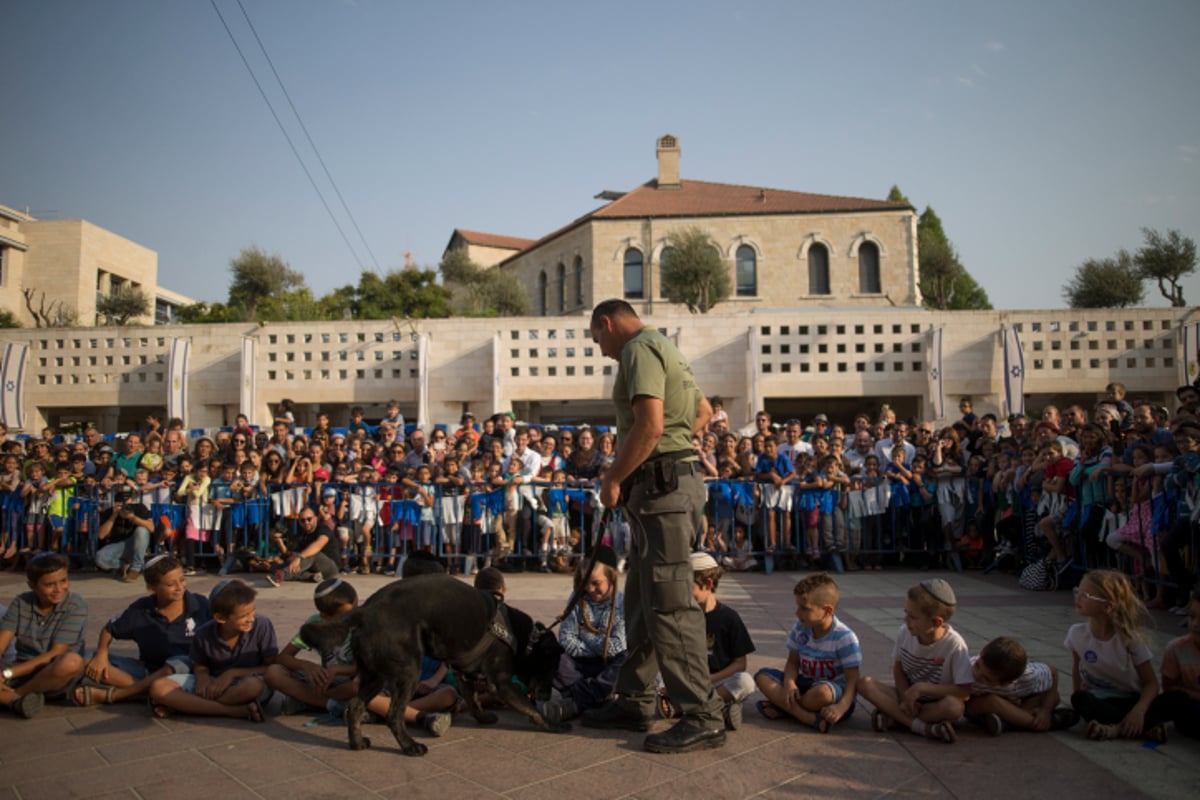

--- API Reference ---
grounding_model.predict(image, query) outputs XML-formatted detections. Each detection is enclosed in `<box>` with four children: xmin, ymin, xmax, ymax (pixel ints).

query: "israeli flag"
<box><xmin>1183</xmin><ymin>321</ymin><xmax>1200</xmax><ymax>388</ymax></box>
<box><xmin>168</xmin><ymin>338</ymin><xmax>190</xmax><ymax>423</ymax></box>
<box><xmin>417</xmin><ymin>333</ymin><xmax>430</xmax><ymax>427</ymax></box>
<box><xmin>927</xmin><ymin>327</ymin><xmax>945</xmax><ymax>421</ymax></box>
<box><xmin>240</xmin><ymin>337</ymin><xmax>257</xmax><ymax>426</ymax></box>
<box><xmin>0</xmin><ymin>342</ymin><xmax>29</xmax><ymax>428</ymax></box>
<box><xmin>1002</xmin><ymin>326</ymin><xmax>1025</xmax><ymax>417</ymax></box>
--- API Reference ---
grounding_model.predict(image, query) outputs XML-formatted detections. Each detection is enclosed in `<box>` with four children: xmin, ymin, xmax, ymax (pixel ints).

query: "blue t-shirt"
<box><xmin>190</xmin><ymin>615</ymin><xmax>278</xmax><ymax>677</ymax></box>
<box><xmin>785</xmin><ymin>615</ymin><xmax>862</xmax><ymax>687</ymax></box>
<box><xmin>105</xmin><ymin>591</ymin><xmax>211</xmax><ymax>670</ymax></box>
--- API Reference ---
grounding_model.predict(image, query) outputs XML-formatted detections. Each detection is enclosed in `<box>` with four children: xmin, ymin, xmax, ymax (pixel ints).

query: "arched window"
<box><xmin>658</xmin><ymin>246</ymin><xmax>675</xmax><ymax>299</ymax></box>
<box><xmin>556</xmin><ymin>262</ymin><xmax>567</xmax><ymax>312</ymax></box>
<box><xmin>573</xmin><ymin>256</ymin><xmax>584</xmax><ymax>305</ymax></box>
<box><xmin>858</xmin><ymin>241</ymin><xmax>881</xmax><ymax>294</ymax></box>
<box><xmin>623</xmin><ymin>248</ymin><xmax>644</xmax><ymax>299</ymax></box>
<box><xmin>736</xmin><ymin>245</ymin><xmax>757</xmax><ymax>297</ymax></box>
<box><xmin>808</xmin><ymin>243</ymin><xmax>830</xmax><ymax>295</ymax></box>
<box><xmin>538</xmin><ymin>270</ymin><xmax>548</xmax><ymax>316</ymax></box>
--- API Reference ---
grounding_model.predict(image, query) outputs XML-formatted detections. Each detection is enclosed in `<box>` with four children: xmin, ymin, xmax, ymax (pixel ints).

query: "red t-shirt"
<box><xmin>1043</xmin><ymin>457</ymin><xmax>1075</xmax><ymax>499</ymax></box>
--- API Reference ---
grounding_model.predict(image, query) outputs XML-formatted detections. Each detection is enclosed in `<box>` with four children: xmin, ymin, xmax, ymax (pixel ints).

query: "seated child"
<box><xmin>75</xmin><ymin>555</ymin><xmax>211</xmax><ymax>705</ymax></box>
<box><xmin>857</xmin><ymin>578</ymin><xmax>972</xmax><ymax>743</ymax></box>
<box><xmin>675</xmin><ymin>552</ymin><xmax>755</xmax><ymax>730</ymax></box>
<box><xmin>0</xmin><ymin>553</ymin><xmax>87</xmax><ymax>718</ymax></box>
<box><xmin>539</xmin><ymin>545</ymin><xmax>626</xmax><ymax>725</ymax></box>
<box><xmin>755</xmin><ymin>572</ymin><xmax>860</xmax><ymax>732</ymax></box>
<box><xmin>1158</xmin><ymin>594</ymin><xmax>1200</xmax><ymax>739</ymax></box>
<box><xmin>148</xmin><ymin>579</ymin><xmax>276</xmax><ymax>722</ymax></box>
<box><xmin>268</xmin><ymin>578</ymin><xmax>458</xmax><ymax>736</ymax></box>
<box><xmin>966</xmin><ymin>636</ymin><xmax>1077</xmax><ymax>735</ymax></box>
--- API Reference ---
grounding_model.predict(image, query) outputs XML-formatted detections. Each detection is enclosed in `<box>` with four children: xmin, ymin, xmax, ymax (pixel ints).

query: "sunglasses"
<box><xmin>300</xmin><ymin>515</ymin><xmax>317</xmax><ymax>522</ymax></box>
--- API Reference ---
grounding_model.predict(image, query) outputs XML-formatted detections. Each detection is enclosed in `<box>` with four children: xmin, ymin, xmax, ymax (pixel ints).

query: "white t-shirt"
<box><xmin>1064</xmin><ymin>622</ymin><xmax>1153</xmax><ymax>698</ymax></box>
<box><xmin>893</xmin><ymin>623</ymin><xmax>973</xmax><ymax>689</ymax></box>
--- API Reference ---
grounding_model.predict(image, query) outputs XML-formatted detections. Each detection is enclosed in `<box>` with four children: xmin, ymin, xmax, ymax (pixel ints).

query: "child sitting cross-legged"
<box><xmin>267</xmin><ymin>577</ymin><xmax>459</xmax><ymax>736</ymax></box>
<box><xmin>147</xmin><ymin>579</ymin><xmax>276</xmax><ymax>722</ymax></box>
<box><xmin>858</xmin><ymin>578</ymin><xmax>972</xmax><ymax>743</ymax></box>
<box><xmin>754</xmin><ymin>572</ymin><xmax>860</xmax><ymax>733</ymax></box>
<box><xmin>966</xmin><ymin>636</ymin><xmax>1078</xmax><ymax>735</ymax></box>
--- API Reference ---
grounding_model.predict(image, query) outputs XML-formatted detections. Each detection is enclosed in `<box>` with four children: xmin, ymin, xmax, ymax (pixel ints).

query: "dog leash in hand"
<box><xmin>546</xmin><ymin>508</ymin><xmax>610</xmax><ymax>631</ymax></box>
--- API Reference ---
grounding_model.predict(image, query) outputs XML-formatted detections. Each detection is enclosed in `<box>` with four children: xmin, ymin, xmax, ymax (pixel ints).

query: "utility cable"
<box><xmin>209</xmin><ymin>0</ymin><xmax>365</xmax><ymax>271</ymax></box>
<box><xmin>235</xmin><ymin>0</ymin><xmax>383</xmax><ymax>272</ymax></box>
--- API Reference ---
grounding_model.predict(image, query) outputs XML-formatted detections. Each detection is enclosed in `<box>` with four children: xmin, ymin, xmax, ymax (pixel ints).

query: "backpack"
<box><xmin>1019</xmin><ymin>556</ymin><xmax>1057</xmax><ymax>592</ymax></box>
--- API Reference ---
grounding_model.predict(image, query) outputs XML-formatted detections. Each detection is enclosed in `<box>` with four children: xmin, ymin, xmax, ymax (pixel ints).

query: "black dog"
<box><xmin>300</xmin><ymin>574</ymin><xmax>566</xmax><ymax>756</ymax></box>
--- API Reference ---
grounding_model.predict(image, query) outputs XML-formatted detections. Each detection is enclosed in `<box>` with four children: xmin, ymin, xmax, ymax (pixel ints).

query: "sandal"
<box><xmin>246</xmin><ymin>700</ymin><xmax>264</xmax><ymax>723</ymax></box>
<box><xmin>756</xmin><ymin>699</ymin><xmax>786</xmax><ymax>721</ymax></box>
<box><xmin>73</xmin><ymin>684</ymin><xmax>118</xmax><ymax>706</ymax></box>
<box><xmin>1144</xmin><ymin>724</ymin><xmax>1168</xmax><ymax>744</ymax></box>
<box><xmin>150</xmin><ymin>700</ymin><xmax>174</xmax><ymax>720</ymax></box>
<box><xmin>815</xmin><ymin>716</ymin><xmax>831</xmax><ymax>734</ymax></box>
<box><xmin>1085</xmin><ymin>720</ymin><xmax>1120</xmax><ymax>740</ymax></box>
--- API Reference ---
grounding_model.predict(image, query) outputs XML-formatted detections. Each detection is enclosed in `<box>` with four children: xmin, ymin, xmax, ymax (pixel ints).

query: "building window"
<box><xmin>538</xmin><ymin>270</ymin><xmax>548</xmax><ymax>316</ymax></box>
<box><xmin>658</xmin><ymin>246</ymin><xmax>675</xmax><ymax>299</ymax></box>
<box><xmin>808</xmin><ymin>243</ymin><xmax>830</xmax><ymax>295</ymax></box>
<box><xmin>573</xmin><ymin>256</ymin><xmax>584</xmax><ymax>305</ymax></box>
<box><xmin>623</xmin><ymin>248</ymin><xmax>644</xmax><ymax>299</ymax></box>
<box><xmin>736</xmin><ymin>245</ymin><xmax>757</xmax><ymax>297</ymax></box>
<box><xmin>858</xmin><ymin>241</ymin><xmax>881</xmax><ymax>294</ymax></box>
<box><xmin>556</xmin><ymin>262</ymin><xmax>567</xmax><ymax>313</ymax></box>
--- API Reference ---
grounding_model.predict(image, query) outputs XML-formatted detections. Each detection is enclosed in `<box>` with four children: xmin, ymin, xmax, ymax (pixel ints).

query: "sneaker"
<box><xmin>723</xmin><ymin>701</ymin><xmax>743</xmax><ymax>731</ymax></box>
<box><xmin>872</xmin><ymin>709</ymin><xmax>893</xmax><ymax>732</ymax></box>
<box><xmin>537</xmin><ymin>697</ymin><xmax>577</xmax><ymax>727</ymax></box>
<box><xmin>981</xmin><ymin>713</ymin><xmax>1004</xmax><ymax>736</ymax></box>
<box><xmin>1050</xmin><ymin>707</ymin><xmax>1079</xmax><ymax>730</ymax></box>
<box><xmin>928</xmin><ymin>721</ymin><xmax>957</xmax><ymax>743</ymax></box>
<box><xmin>119</xmin><ymin>570</ymin><xmax>141</xmax><ymax>583</ymax></box>
<box><xmin>266</xmin><ymin>570</ymin><xmax>283</xmax><ymax>588</ymax></box>
<box><xmin>423</xmin><ymin>711</ymin><xmax>452</xmax><ymax>737</ymax></box>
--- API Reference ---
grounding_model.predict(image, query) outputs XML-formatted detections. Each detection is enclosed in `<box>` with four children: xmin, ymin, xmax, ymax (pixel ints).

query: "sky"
<box><xmin>3</xmin><ymin>0</ymin><xmax>1199</xmax><ymax>310</ymax></box>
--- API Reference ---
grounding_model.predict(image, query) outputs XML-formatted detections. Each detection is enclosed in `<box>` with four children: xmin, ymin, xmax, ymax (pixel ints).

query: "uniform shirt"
<box><xmin>704</xmin><ymin>601</ymin><xmax>755</xmax><ymax>675</ymax></box>
<box><xmin>105</xmin><ymin>591</ymin><xmax>211</xmax><ymax>670</ymax></box>
<box><xmin>1161</xmin><ymin>634</ymin><xmax>1200</xmax><ymax>693</ymax></box>
<box><xmin>613</xmin><ymin>326</ymin><xmax>703</xmax><ymax>457</ymax></box>
<box><xmin>787</xmin><ymin>615</ymin><xmax>862</xmax><ymax>687</ymax></box>
<box><xmin>969</xmin><ymin>656</ymin><xmax>1054</xmax><ymax>701</ymax></box>
<box><xmin>893</xmin><ymin>623</ymin><xmax>972</xmax><ymax>687</ymax></box>
<box><xmin>1</xmin><ymin>591</ymin><xmax>88</xmax><ymax>661</ymax></box>
<box><xmin>1064</xmin><ymin>622</ymin><xmax>1153</xmax><ymax>698</ymax></box>
<box><xmin>190</xmin><ymin>615</ymin><xmax>278</xmax><ymax>677</ymax></box>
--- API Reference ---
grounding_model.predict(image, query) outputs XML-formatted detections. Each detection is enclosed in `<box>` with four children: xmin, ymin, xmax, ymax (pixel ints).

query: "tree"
<box><xmin>659</xmin><ymin>227</ymin><xmax>731</xmax><ymax>313</ymax></box>
<box><xmin>1135</xmin><ymin>227</ymin><xmax>1195</xmax><ymax>307</ymax></box>
<box><xmin>0</xmin><ymin>308</ymin><xmax>20</xmax><ymax>328</ymax></box>
<box><xmin>228</xmin><ymin>246</ymin><xmax>305</xmax><ymax>320</ymax></box>
<box><xmin>95</xmin><ymin>286</ymin><xmax>151</xmax><ymax>325</ymax></box>
<box><xmin>22</xmin><ymin>288</ymin><xmax>77</xmax><ymax>328</ymax></box>
<box><xmin>887</xmin><ymin>185</ymin><xmax>912</xmax><ymax>205</ymax></box>
<box><xmin>913</xmin><ymin>205</ymin><xmax>992</xmax><ymax>310</ymax></box>
<box><xmin>439</xmin><ymin>249</ymin><xmax>529</xmax><ymax>316</ymax></box>
<box><xmin>1063</xmin><ymin>251</ymin><xmax>1145</xmax><ymax>308</ymax></box>
<box><xmin>323</xmin><ymin>269</ymin><xmax>452</xmax><ymax>320</ymax></box>
<box><xmin>176</xmin><ymin>301</ymin><xmax>240</xmax><ymax>324</ymax></box>
<box><xmin>256</xmin><ymin>288</ymin><xmax>330</xmax><ymax>322</ymax></box>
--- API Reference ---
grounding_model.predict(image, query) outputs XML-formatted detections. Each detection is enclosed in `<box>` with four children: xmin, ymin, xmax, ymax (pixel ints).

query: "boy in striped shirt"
<box><xmin>754</xmin><ymin>573</ymin><xmax>861</xmax><ymax>732</ymax></box>
<box><xmin>858</xmin><ymin>578</ymin><xmax>972</xmax><ymax>743</ymax></box>
<box><xmin>967</xmin><ymin>636</ymin><xmax>1077</xmax><ymax>735</ymax></box>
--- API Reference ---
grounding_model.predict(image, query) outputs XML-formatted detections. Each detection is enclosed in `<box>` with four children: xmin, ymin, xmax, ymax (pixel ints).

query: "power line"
<box><xmin>234</xmin><ymin>0</ymin><xmax>382</xmax><ymax>272</ymax></box>
<box><xmin>209</xmin><ymin>0</ymin><xmax>365</xmax><ymax>271</ymax></box>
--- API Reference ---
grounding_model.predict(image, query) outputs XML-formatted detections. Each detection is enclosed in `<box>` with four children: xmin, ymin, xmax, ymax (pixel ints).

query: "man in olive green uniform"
<box><xmin>581</xmin><ymin>299</ymin><xmax>726</xmax><ymax>753</ymax></box>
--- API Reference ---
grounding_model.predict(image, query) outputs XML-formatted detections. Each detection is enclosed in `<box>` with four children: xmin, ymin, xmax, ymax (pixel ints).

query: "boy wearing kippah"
<box><xmin>858</xmin><ymin>578</ymin><xmax>972</xmax><ymax>743</ymax></box>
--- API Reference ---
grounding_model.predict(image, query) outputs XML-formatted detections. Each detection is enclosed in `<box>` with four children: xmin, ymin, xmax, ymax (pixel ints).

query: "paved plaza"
<box><xmin>1</xmin><ymin>566</ymin><xmax>1197</xmax><ymax>799</ymax></box>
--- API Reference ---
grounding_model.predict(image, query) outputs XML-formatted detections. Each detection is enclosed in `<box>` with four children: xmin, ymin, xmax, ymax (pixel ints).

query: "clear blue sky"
<box><xmin>3</xmin><ymin>0</ymin><xmax>1198</xmax><ymax>310</ymax></box>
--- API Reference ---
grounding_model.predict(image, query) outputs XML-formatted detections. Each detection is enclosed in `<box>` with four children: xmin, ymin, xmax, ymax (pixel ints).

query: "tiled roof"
<box><xmin>499</xmin><ymin>179</ymin><xmax>911</xmax><ymax>265</ymax></box>
<box><xmin>593</xmin><ymin>179</ymin><xmax>910</xmax><ymax>218</ymax></box>
<box><xmin>452</xmin><ymin>228</ymin><xmax>537</xmax><ymax>251</ymax></box>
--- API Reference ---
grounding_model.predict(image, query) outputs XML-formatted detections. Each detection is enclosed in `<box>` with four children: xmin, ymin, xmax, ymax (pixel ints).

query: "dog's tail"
<box><xmin>299</xmin><ymin>608</ymin><xmax>365</xmax><ymax>653</ymax></box>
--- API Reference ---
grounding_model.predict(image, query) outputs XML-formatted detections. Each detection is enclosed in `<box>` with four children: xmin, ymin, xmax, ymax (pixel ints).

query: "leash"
<box><xmin>546</xmin><ymin>508</ymin><xmax>611</xmax><ymax>631</ymax></box>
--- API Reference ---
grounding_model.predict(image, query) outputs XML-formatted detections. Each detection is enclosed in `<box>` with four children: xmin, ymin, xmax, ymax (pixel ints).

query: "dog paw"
<box><xmin>400</xmin><ymin>741</ymin><xmax>428</xmax><ymax>757</ymax></box>
<box><xmin>474</xmin><ymin>710</ymin><xmax>499</xmax><ymax>726</ymax></box>
<box><xmin>349</xmin><ymin>737</ymin><xmax>372</xmax><ymax>751</ymax></box>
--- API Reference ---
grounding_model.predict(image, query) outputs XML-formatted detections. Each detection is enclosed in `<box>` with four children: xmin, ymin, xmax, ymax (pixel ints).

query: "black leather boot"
<box><xmin>643</xmin><ymin>717</ymin><xmax>726</xmax><ymax>753</ymax></box>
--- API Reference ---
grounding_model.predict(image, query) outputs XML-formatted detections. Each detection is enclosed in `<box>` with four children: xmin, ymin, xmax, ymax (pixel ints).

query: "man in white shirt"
<box><xmin>778</xmin><ymin>419</ymin><xmax>813</xmax><ymax>464</ymax></box>
<box><xmin>502</xmin><ymin>429</ymin><xmax>542</xmax><ymax>564</ymax></box>
<box><xmin>874</xmin><ymin>421</ymin><xmax>915</xmax><ymax>466</ymax></box>
<box><xmin>845</xmin><ymin>431</ymin><xmax>874</xmax><ymax>474</ymax></box>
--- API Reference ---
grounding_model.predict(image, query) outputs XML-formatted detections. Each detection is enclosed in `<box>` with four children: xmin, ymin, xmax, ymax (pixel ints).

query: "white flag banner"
<box><xmin>240</xmin><ymin>337</ymin><xmax>258</xmax><ymax>427</ymax></box>
<box><xmin>747</xmin><ymin>325</ymin><xmax>760</xmax><ymax>427</ymax></box>
<box><xmin>0</xmin><ymin>342</ymin><xmax>29</xmax><ymax>429</ymax></box>
<box><xmin>417</xmin><ymin>333</ymin><xmax>430</xmax><ymax>427</ymax></box>
<box><xmin>1182</xmin><ymin>321</ymin><xmax>1200</xmax><ymax>388</ymax></box>
<box><xmin>1002</xmin><ymin>326</ymin><xmax>1025</xmax><ymax>417</ymax></box>
<box><xmin>927</xmin><ymin>327</ymin><xmax>945</xmax><ymax>421</ymax></box>
<box><xmin>168</xmin><ymin>338</ymin><xmax>190</xmax><ymax>423</ymax></box>
<box><xmin>492</xmin><ymin>331</ymin><xmax>502</xmax><ymax>415</ymax></box>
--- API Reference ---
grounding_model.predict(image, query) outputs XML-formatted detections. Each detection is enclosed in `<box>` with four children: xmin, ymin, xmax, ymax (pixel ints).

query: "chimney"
<box><xmin>656</xmin><ymin>134</ymin><xmax>680</xmax><ymax>189</ymax></box>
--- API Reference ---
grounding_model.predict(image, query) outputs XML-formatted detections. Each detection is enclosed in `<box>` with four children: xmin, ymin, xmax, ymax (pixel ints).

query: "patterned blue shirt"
<box><xmin>785</xmin><ymin>615</ymin><xmax>861</xmax><ymax>686</ymax></box>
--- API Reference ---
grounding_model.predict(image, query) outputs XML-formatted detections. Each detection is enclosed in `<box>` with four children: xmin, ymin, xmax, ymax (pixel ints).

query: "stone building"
<box><xmin>446</xmin><ymin>135</ymin><xmax>919</xmax><ymax>316</ymax></box>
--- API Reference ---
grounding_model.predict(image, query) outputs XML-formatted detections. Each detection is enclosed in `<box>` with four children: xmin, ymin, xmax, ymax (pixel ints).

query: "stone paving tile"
<box><xmin>94</xmin><ymin>715</ymin><xmax>261</xmax><ymax>763</ymax></box>
<box><xmin>198</xmin><ymin>735</ymin><xmax>330</xmax><ymax>788</ymax></box>
<box><xmin>376</xmin><ymin>771</ymin><xmax>503</xmax><ymax>799</ymax></box>
<box><xmin>0</xmin><ymin>746</ymin><xmax>109</xmax><ymax>786</ymax></box>
<box><xmin>256</xmin><ymin>769</ymin><xmax>380</xmax><ymax>800</ymax></box>
<box><xmin>514</xmin><ymin>752</ymin><xmax>686</xmax><ymax>800</ymax></box>
<box><xmin>299</xmin><ymin>739</ymin><xmax>448</xmax><ymax>791</ymax></box>
<box><xmin>134</xmin><ymin>771</ymin><xmax>262</xmax><ymax>800</ymax></box>
<box><xmin>422</xmin><ymin>740</ymin><xmax>563</xmax><ymax>793</ymax></box>
<box><xmin>12</xmin><ymin>749</ymin><xmax>225</xmax><ymax>800</ymax></box>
